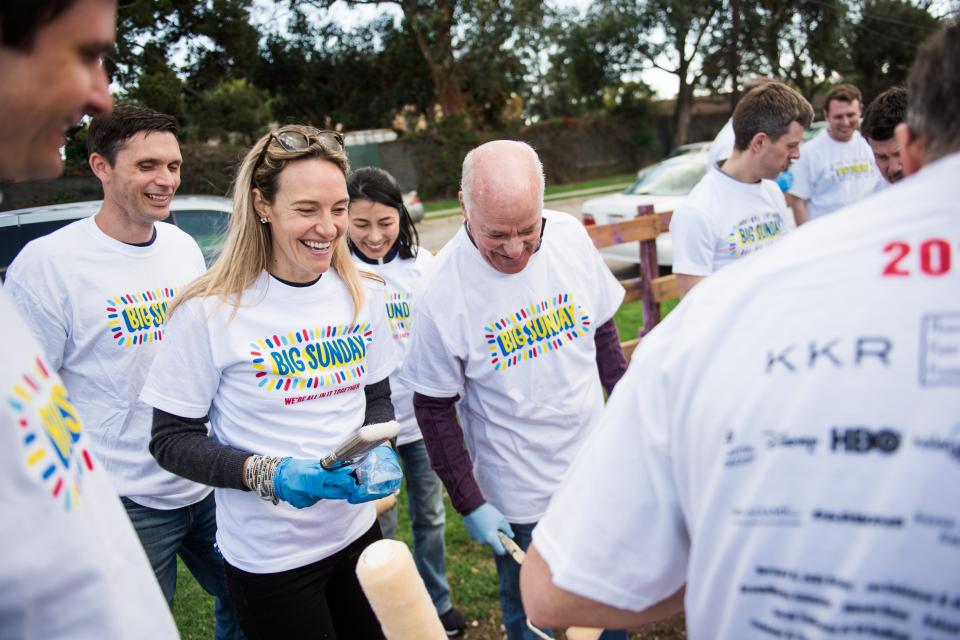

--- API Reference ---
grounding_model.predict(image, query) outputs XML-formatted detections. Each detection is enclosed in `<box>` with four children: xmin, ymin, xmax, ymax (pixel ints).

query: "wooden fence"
<box><xmin>585</xmin><ymin>204</ymin><xmax>679</xmax><ymax>359</ymax></box>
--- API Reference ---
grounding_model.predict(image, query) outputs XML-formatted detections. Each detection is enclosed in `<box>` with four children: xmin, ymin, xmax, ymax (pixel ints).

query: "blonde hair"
<box><xmin>170</xmin><ymin>125</ymin><xmax>369</xmax><ymax>321</ymax></box>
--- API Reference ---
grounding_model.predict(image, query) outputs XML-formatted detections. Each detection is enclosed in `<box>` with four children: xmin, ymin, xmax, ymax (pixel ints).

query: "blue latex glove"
<box><xmin>463</xmin><ymin>503</ymin><xmax>514</xmax><ymax>555</ymax></box>
<box><xmin>348</xmin><ymin>444</ymin><xmax>403</xmax><ymax>505</ymax></box>
<box><xmin>274</xmin><ymin>458</ymin><xmax>356</xmax><ymax>509</ymax></box>
<box><xmin>775</xmin><ymin>168</ymin><xmax>795</xmax><ymax>192</ymax></box>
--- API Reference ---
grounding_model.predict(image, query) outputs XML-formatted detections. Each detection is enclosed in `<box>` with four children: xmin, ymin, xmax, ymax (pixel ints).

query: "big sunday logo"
<box><xmin>484</xmin><ymin>293</ymin><xmax>592</xmax><ymax>371</ymax></box>
<box><xmin>385</xmin><ymin>290</ymin><xmax>412</xmax><ymax>340</ymax></box>
<box><xmin>832</xmin><ymin>159</ymin><xmax>874</xmax><ymax>181</ymax></box>
<box><xmin>106</xmin><ymin>287</ymin><xmax>178</xmax><ymax>347</ymax></box>
<box><xmin>7</xmin><ymin>355</ymin><xmax>94</xmax><ymax>510</ymax></box>
<box><xmin>250</xmin><ymin>324</ymin><xmax>374</xmax><ymax>392</ymax></box>
<box><xmin>727</xmin><ymin>213</ymin><xmax>786</xmax><ymax>258</ymax></box>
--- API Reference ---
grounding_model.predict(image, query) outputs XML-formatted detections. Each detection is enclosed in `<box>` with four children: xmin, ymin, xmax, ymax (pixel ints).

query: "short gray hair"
<box><xmin>461</xmin><ymin>140</ymin><xmax>545</xmax><ymax>213</ymax></box>
<box><xmin>906</xmin><ymin>19</ymin><xmax>960</xmax><ymax>161</ymax></box>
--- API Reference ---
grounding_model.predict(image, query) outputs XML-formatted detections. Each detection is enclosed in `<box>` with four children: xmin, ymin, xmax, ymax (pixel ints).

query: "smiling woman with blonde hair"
<box><xmin>141</xmin><ymin>125</ymin><xmax>401</xmax><ymax>639</ymax></box>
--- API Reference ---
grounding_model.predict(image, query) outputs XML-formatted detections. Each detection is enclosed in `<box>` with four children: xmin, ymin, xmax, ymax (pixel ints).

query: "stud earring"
<box><xmin>260</xmin><ymin>217</ymin><xmax>268</xmax><ymax>224</ymax></box>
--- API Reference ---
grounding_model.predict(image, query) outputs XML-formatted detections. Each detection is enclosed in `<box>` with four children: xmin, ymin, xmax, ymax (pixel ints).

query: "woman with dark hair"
<box><xmin>347</xmin><ymin>167</ymin><xmax>467</xmax><ymax>636</ymax></box>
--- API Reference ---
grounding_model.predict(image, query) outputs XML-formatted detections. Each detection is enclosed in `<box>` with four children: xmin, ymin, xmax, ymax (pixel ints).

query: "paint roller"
<box><xmin>320</xmin><ymin>420</ymin><xmax>400</xmax><ymax>470</ymax></box>
<box><xmin>356</xmin><ymin>539</ymin><xmax>447</xmax><ymax>640</ymax></box>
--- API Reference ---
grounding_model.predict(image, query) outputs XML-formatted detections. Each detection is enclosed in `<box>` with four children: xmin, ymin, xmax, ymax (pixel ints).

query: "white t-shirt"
<box><xmin>353</xmin><ymin>248</ymin><xmax>436</xmax><ymax>446</ymax></box>
<box><xmin>534</xmin><ymin>152</ymin><xmax>960</xmax><ymax>639</ymax></box>
<box><xmin>0</xmin><ymin>290</ymin><xmax>178</xmax><ymax>639</ymax></box>
<box><xmin>4</xmin><ymin>216</ymin><xmax>210</xmax><ymax>510</ymax></box>
<box><xmin>398</xmin><ymin>210</ymin><xmax>624</xmax><ymax>523</ymax></box>
<box><xmin>670</xmin><ymin>166</ymin><xmax>792</xmax><ymax>276</ymax></box>
<box><xmin>789</xmin><ymin>130</ymin><xmax>880</xmax><ymax>220</ymax></box>
<box><xmin>707</xmin><ymin>118</ymin><xmax>735</xmax><ymax>168</ymax></box>
<box><xmin>141</xmin><ymin>269</ymin><xmax>397</xmax><ymax>573</ymax></box>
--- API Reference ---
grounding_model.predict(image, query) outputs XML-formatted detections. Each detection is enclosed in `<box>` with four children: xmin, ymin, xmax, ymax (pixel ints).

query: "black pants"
<box><xmin>224</xmin><ymin>522</ymin><xmax>385</xmax><ymax>640</ymax></box>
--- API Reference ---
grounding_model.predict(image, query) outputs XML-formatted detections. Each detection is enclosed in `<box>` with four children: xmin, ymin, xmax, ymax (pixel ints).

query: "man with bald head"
<box><xmin>399</xmin><ymin>140</ymin><xmax>629</xmax><ymax>640</ymax></box>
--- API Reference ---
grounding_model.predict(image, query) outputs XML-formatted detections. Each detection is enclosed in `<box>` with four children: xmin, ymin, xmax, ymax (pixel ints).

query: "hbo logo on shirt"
<box><xmin>830</xmin><ymin>427</ymin><xmax>901</xmax><ymax>454</ymax></box>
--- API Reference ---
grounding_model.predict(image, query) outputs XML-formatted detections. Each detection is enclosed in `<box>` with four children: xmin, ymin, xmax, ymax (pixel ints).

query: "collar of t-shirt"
<box><xmin>122</xmin><ymin>226</ymin><xmax>158</xmax><ymax>247</ymax></box>
<box><xmin>252</xmin><ymin>269</ymin><xmax>331</xmax><ymax>304</ymax></box>
<box><xmin>269</xmin><ymin>272</ymin><xmax>322</xmax><ymax>287</ymax></box>
<box><xmin>350</xmin><ymin>242</ymin><xmax>399</xmax><ymax>265</ymax></box>
<box><xmin>85</xmin><ymin>216</ymin><xmax>165</xmax><ymax>258</ymax></box>
<box><xmin>711</xmin><ymin>164</ymin><xmax>767</xmax><ymax>194</ymax></box>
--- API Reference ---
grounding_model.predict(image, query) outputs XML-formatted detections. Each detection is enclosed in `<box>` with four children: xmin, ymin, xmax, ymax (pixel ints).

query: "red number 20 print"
<box><xmin>883</xmin><ymin>239</ymin><xmax>952</xmax><ymax>276</ymax></box>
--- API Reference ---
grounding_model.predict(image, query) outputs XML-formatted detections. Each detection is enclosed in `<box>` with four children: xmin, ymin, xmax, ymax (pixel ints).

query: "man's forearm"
<box><xmin>675</xmin><ymin>274</ymin><xmax>705</xmax><ymax>299</ymax></box>
<box><xmin>521</xmin><ymin>543</ymin><xmax>685</xmax><ymax>629</ymax></box>
<box><xmin>787</xmin><ymin>194</ymin><xmax>810</xmax><ymax>226</ymax></box>
<box><xmin>413</xmin><ymin>392</ymin><xmax>485</xmax><ymax>514</ymax></box>
<box><xmin>594</xmin><ymin>318</ymin><xmax>627</xmax><ymax>394</ymax></box>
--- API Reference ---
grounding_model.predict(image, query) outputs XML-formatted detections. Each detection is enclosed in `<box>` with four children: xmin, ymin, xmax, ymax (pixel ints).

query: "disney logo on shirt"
<box><xmin>249</xmin><ymin>323</ymin><xmax>373</xmax><ymax>393</ymax></box>
<box><xmin>484</xmin><ymin>293</ymin><xmax>592</xmax><ymax>371</ymax></box>
<box><xmin>106</xmin><ymin>287</ymin><xmax>179</xmax><ymax>347</ymax></box>
<box><xmin>8</xmin><ymin>354</ymin><xmax>95</xmax><ymax>510</ymax></box>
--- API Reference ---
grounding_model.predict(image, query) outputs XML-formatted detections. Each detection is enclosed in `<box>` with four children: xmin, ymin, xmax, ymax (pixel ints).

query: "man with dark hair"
<box><xmin>862</xmin><ymin>86</ymin><xmax>907</xmax><ymax>185</ymax></box>
<box><xmin>522</xmin><ymin>20</ymin><xmax>960</xmax><ymax>638</ymax></box>
<box><xmin>0</xmin><ymin>0</ymin><xmax>113</xmax><ymax>181</ymax></box>
<box><xmin>0</xmin><ymin>2</ymin><xmax>179</xmax><ymax>637</ymax></box>
<box><xmin>6</xmin><ymin>104</ymin><xmax>243</xmax><ymax>640</ymax></box>
<box><xmin>670</xmin><ymin>81</ymin><xmax>813</xmax><ymax>297</ymax></box>
<box><xmin>788</xmin><ymin>83</ymin><xmax>880</xmax><ymax>224</ymax></box>
<box><xmin>707</xmin><ymin>76</ymin><xmax>774</xmax><ymax>168</ymax></box>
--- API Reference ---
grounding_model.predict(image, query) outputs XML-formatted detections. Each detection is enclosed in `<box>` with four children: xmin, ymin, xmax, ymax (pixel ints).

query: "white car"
<box><xmin>403</xmin><ymin>190</ymin><xmax>425</xmax><ymax>223</ymax></box>
<box><xmin>581</xmin><ymin>151</ymin><xmax>709</xmax><ymax>268</ymax></box>
<box><xmin>0</xmin><ymin>195</ymin><xmax>233</xmax><ymax>279</ymax></box>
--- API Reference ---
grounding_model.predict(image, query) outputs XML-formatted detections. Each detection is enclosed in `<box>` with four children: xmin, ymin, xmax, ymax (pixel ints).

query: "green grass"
<box><xmin>172</xmin><ymin>557</ymin><xmax>215</xmax><ymax>639</ymax></box>
<box><xmin>614</xmin><ymin>298</ymin><xmax>679</xmax><ymax>341</ymax></box>
<box><xmin>544</xmin><ymin>173</ymin><xmax>636</xmax><ymax>196</ymax></box>
<box><xmin>423</xmin><ymin>172</ymin><xmax>635</xmax><ymax>213</ymax></box>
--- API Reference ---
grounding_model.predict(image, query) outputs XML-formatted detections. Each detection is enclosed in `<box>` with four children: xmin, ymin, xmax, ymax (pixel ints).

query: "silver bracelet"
<box><xmin>245</xmin><ymin>455</ymin><xmax>285</xmax><ymax>505</ymax></box>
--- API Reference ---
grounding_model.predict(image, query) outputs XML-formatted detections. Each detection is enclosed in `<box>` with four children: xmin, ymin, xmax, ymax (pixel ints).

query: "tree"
<box><xmin>190</xmin><ymin>79</ymin><xmax>272</xmax><ymax>144</ymax></box>
<box><xmin>111</xmin><ymin>0</ymin><xmax>262</xmax><ymax>138</ymax></box>
<box><xmin>739</xmin><ymin>0</ymin><xmax>852</xmax><ymax>101</ymax></box>
<box><xmin>301</xmin><ymin>0</ymin><xmax>544</xmax><ymax>126</ymax></box>
<box><xmin>583</xmin><ymin>0</ymin><xmax>726</xmax><ymax>148</ymax></box>
<box><xmin>530</xmin><ymin>6</ymin><xmax>635</xmax><ymax>119</ymax></box>
<box><xmin>848</xmin><ymin>0</ymin><xmax>941</xmax><ymax>102</ymax></box>
<box><xmin>253</xmin><ymin>10</ymin><xmax>432</xmax><ymax>131</ymax></box>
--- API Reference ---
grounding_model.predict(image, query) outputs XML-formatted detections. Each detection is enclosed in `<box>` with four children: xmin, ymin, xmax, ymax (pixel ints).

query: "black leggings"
<box><xmin>224</xmin><ymin>522</ymin><xmax>385</xmax><ymax>640</ymax></box>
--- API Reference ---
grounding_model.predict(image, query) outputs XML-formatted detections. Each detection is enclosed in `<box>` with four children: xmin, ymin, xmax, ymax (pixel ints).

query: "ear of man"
<box><xmin>88</xmin><ymin>152</ymin><xmax>112</xmax><ymax>182</ymax></box>
<box><xmin>894</xmin><ymin>122</ymin><xmax>926</xmax><ymax>177</ymax></box>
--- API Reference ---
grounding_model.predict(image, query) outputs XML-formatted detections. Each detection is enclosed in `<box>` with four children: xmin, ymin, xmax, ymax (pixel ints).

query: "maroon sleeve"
<box><xmin>594</xmin><ymin>317</ymin><xmax>628</xmax><ymax>395</ymax></box>
<box><xmin>413</xmin><ymin>392</ymin><xmax>485</xmax><ymax>515</ymax></box>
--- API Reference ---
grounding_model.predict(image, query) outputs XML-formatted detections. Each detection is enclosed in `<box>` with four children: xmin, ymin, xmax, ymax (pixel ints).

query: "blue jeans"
<box><xmin>494</xmin><ymin>522</ymin><xmax>627</xmax><ymax>640</ymax></box>
<box><xmin>123</xmin><ymin>493</ymin><xmax>244</xmax><ymax>640</ymax></box>
<box><xmin>378</xmin><ymin>439</ymin><xmax>453</xmax><ymax>615</ymax></box>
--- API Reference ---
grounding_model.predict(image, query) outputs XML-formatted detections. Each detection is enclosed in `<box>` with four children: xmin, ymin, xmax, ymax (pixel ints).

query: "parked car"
<box><xmin>0</xmin><ymin>195</ymin><xmax>232</xmax><ymax>280</ymax></box>
<box><xmin>581</xmin><ymin>151</ymin><xmax>710</xmax><ymax>268</ymax></box>
<box><xmin>803</xmin><ymin>120</ymin><xmax>827</xmax><ymax>142</ymax></box>
<box><xmin>403</xmin><ymin>190</ymin><xmax>425</xmax><ymax>223</ymax></box>
<box><xmin>664</xmin><ymin>140</ymin><xmax>711</xmax><ymax>160</ymax></box>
